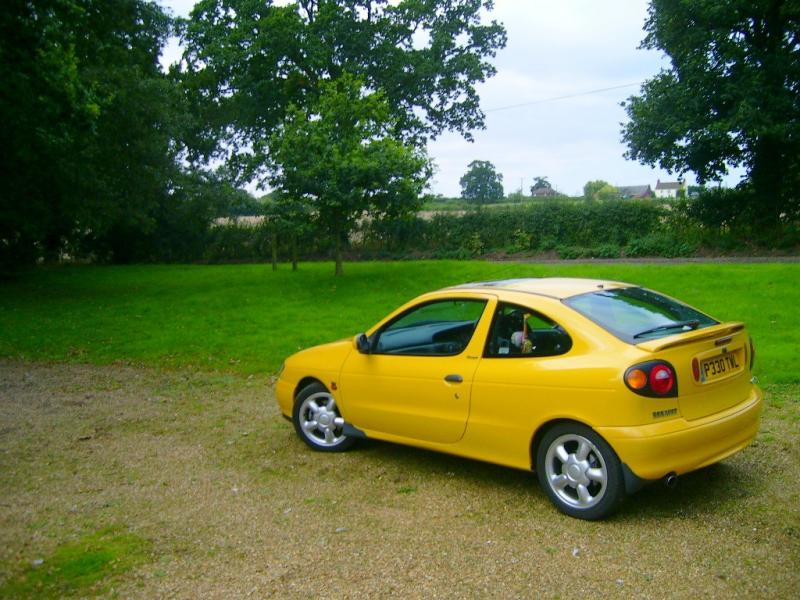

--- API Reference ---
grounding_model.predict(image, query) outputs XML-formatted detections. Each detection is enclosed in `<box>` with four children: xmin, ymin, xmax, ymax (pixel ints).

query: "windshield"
<box><xmin>563</xmin><ymin>287</ymin><xmax>718</xmax><ymax>343</ymax></box>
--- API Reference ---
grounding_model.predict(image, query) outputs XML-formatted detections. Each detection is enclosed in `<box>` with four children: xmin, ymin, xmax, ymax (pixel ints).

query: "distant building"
<box><xmin>530</xmin><ymin>187</ymin><xmax>561</xmax><ymax>198</ymax></box>
<box><xmin>617</xmin><ymin>185</ymin><xmax>653</xmax><ymax>199</ymax></box>
<box><xmin>654</xmin><ymin>179</ymin><xmax>685</xmax><ymax>199</ymax></box>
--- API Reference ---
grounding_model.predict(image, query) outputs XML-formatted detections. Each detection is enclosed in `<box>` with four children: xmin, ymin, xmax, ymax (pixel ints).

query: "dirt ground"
<box><xmin>1</xmin><ymin>361</ymin><xmax>798</xmax><ymax>599</ymax></box>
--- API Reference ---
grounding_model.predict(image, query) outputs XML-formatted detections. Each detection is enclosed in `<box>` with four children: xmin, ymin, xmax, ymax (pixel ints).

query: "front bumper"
<box><xmin>275</xmin><ymin>376</ymin><xmax>294</xmax><ymax>417</ymax></box>
<box><xmin>597</xmin><ymin>385</ymin><xmax>763</xmax><ymax>481</ymax></box>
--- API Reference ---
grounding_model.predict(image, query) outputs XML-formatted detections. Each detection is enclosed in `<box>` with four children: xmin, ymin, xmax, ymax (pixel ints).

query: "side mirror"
<box><xmin>354</xmin><ymin>333</ymin><xmax>371</xmax><ymax>354</ymax></box>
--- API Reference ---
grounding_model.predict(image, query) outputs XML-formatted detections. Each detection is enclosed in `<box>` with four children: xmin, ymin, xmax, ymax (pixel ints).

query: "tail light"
<box><xmin>624</xmin><ymin>360</ymin><xmax>678</xmax><ymax>398</ymax></box>
<box><xmin>749</xmin><ymin>336</ymin><xmax>756</xmax><ymax>371</ymax></box>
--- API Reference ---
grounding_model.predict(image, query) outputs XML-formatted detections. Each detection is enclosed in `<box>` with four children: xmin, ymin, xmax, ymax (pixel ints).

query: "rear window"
<box><xmin>563</xmin><ymin>287</ymin><xmax>718</xmax><ymax>343</ymax></box>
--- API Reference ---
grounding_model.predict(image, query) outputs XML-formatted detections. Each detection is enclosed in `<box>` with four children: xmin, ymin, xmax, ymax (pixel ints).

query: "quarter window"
<box><xmin>485</xmin><ymin>303</ymin><xmax>572</xmax><ymax>357</ymax></box>
<box><xmin>374</xmin><ymin>299</ymin><xmax>487</xmax><ymax>356</ymax></box>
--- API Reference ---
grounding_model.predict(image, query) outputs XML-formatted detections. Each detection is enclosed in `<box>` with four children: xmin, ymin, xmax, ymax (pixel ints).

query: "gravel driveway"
<box><xmin>1</xmin><ymin>361</ymin><xmax>798</xmax><ymax>598</ymax></box>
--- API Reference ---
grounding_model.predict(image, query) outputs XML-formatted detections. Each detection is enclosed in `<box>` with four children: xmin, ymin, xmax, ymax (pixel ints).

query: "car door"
<box><xmin>339</xmin><ymin>295</ymin><xmax>496</xmax><ymax>444</ymax></box>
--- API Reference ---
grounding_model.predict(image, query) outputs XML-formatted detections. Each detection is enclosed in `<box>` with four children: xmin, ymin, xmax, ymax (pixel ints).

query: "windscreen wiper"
<box><xmin>633</xmin><ymin>319</ymin><xmax>700</xmax><ymax>339</ymax></box>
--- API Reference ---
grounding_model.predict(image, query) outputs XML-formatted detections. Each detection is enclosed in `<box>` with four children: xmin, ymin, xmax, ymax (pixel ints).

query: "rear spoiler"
<box><xmin>636</xmin><ymin>322</ymin><xmax>746</xmax><ymax>352</ymax></box>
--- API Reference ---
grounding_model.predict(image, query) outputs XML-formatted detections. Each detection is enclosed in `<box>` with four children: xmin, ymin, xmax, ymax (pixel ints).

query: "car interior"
<box><xmin>486</xmin><ymin>305</ymin><xmax>572</xmax><ymax>357</ymax></box>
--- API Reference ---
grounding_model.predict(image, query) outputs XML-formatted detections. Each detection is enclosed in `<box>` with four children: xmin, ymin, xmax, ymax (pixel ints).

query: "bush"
<box><xmin>592</xmin><ymin>244</ymin><xmax>622</xmax><ymax>258</ymax></box>
<box><xmin>625</xmin><ymin>234</ymin><xmax>696</xmax><ymax>258</ymax></box>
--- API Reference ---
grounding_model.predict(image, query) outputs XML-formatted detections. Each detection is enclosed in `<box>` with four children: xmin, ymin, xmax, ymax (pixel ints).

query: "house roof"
<box><xmin>655</xmin><ymin>180</ymin><xmax>683</xmax><ymax>190</ymax></box>
<box><xmin>530</xmin><ymin>187</ymin><xmax>559</xmax><ymax>197</ymax></box>
<box><xmin>618</xmin><ymin>185</ymin><xmax>652</xmax><ymax>197</ymax></box>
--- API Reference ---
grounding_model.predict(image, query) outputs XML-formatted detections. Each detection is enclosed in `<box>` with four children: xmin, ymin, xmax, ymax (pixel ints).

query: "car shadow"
<box><xmin>351</xmin><ymin>438</ymin><xmax>764</xmax><ymax>520</ymax></box>
<box><xmin>355</xmin><ymin>438</ymin><xmax>536</xmax><ymax>492</ymax></box>
<box><xmin>614</xmin><ymin>461</ymin><xmax>765</xmax><ymax>521</ymax></box>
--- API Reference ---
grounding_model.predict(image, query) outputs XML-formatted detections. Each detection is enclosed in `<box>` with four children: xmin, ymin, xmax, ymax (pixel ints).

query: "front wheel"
<box><xmin>536</xmin><ymin>423</ymin><xmax>625</xmax><ymax>520</ymax></box>
<box><xmin>292</xmin><ymin>382</ymin><xmax>355</xmax><ymax>452</ymax></box>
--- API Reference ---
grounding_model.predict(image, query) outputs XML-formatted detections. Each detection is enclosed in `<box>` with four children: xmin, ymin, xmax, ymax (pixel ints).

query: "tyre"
<box><xmin>292</xmin><ymin>382</ymin><xmax>355</xmax><ymax>452</ymax></box>
<box><xmin>535</xmin><ymin>423</ymin><xmax>624</xmax><ymax>520</ymax></box>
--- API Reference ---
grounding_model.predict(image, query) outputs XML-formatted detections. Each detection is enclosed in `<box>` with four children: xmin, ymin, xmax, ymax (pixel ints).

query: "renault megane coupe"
<box><xmin>274</xmin><ymin>278</ymin><xmax>763</xmax><ymax>520</ymax></box>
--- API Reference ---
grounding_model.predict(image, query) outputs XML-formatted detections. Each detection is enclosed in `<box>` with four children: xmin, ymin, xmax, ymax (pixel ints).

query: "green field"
<box><xmin>1</xmin><ymin>261</ymin><xmax>798</xmax><ymax>382</ymax></box>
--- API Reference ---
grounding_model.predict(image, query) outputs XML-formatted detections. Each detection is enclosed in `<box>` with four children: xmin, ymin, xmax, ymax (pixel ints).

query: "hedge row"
<box><xmin>167</xmin><ymin>197</ymin><xmax>797</xmax><ymax>264</ymax></box>
<box><xmin>357</xmin><ymin>200</ymin><xmax>696</xmax><ymax>258</ymax></box>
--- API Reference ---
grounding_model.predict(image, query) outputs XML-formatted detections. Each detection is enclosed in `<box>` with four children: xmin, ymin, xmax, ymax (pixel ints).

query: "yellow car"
<box><xmin>275</xmin><ymin>278</ymin><xmax>763</xmax><ymax>520</ymax></box>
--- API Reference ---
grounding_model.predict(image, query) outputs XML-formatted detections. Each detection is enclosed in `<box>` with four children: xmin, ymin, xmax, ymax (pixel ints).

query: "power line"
<box><xmin>484</xmin><ymin>82</ymin><xmax>642</xmax><ymax>113</ymax></box>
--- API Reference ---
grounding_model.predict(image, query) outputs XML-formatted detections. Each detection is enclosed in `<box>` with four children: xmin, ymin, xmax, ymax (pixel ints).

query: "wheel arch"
<box><xmin>294</xmin><ymin>376</ymin><xmax>326</xmax><ymax>401</ymax></box>
<box><xmin>530</xmin><ymin>419</ymin><xmax>645</xmax><ymax>494</ymax></box>
<box><xmin>529</xmin><ymin>418</ymin><xmax>596</xmax><ymax>471</ymax></box>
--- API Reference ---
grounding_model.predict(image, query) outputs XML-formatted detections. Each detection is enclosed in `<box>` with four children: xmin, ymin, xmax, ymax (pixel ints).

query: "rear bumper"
<box><xmin>597</xmin><ymin>385</ymin><xmax>763</xmax><ymax>481</ymax></box>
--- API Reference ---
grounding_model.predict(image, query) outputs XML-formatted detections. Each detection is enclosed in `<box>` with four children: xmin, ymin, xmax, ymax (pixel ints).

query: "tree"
<box><xmin>180</xmin><ymin>0</ymin><xmax>507</xmax><ymax>186</ymax></box>
<box><xmin>262</xmin><ymin>194</ymin><xmax>312</xmax><ymax>272</ymax></box>
<box><xmin>268</xmin><ymin>74</ymin><xmax>431</xmax><ymax>276</ymax></box>
<box><xmin>583</xmin><ymin>180</ymin><xmax>618</xmax><ymax>201</ymax></box>
<box><xmin>531</xmin><ymin>177</ymin><xmax>552</xmax><ymax>192</ymax></box>
<box><xmin>622</xmin><ymin>0</ymin><xmax>800</xmax><ymax>227</ymax></box>
<box><xmin>460</xmin><ymin>160</ymin><xmax>504</xmax><ymax>205</ymax></box>
<box><xmin>0</xmin><ymin>0</ymin><xmax>192</xmax><ymax>267</ymax></box>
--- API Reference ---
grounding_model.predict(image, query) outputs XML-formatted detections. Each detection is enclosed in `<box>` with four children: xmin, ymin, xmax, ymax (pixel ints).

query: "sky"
<box><xmin>158</xmin><ymin>0</ymin><xmax>745</xmax><ymax>197</ymax></box>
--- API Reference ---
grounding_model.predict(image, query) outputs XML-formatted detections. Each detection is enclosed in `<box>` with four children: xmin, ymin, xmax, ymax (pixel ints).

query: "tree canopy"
<box><xmin>583</xmin><ymin>180</ymin><xmax>618</xmax><ymax>201</ymax></box>
<box><xmin>180</xmin><ymin>0</ymin><xmax>507</xmax><ymax>186</ymax></box>
<box><xmin>531</xmin><ymin>177</ymin><xmax>552</xmax><ymax>191</ymax></box>
<box><xmin>460</xmin><ymin>160</ymin><xmax>504</xmax><ymax>204</ymax></box>
<box><xmin>0</xmin><ymin>0</ymin><xmax>206</xmax><ymax>266</ymax></box>
<box><xmin>622</xmin><ymin>0</ymin><xmax>800</xmax><ymax>225</ymax></box>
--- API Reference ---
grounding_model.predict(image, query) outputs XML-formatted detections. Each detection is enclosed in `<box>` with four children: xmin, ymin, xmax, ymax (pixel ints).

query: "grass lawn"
<box><xmin>1</xmin><ymin>260</ymin><xmax>798</xmax><ymax>382</ymax></box>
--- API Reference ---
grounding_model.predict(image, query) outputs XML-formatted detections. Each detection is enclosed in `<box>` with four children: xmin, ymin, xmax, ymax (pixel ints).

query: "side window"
<box><xmin>374</xmin><ymin>299</ymin><xmax>487</xmax><ymax>356</ymax></box>
<box><xmin>485</xmin><ymin>303</ymin><xmax>572</xmax><ymax>358</ymax></box>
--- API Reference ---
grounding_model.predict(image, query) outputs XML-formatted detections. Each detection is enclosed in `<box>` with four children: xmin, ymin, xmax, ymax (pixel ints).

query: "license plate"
<box><xmin>700</xmin><ymin>350</ymin><xmax>743</xmax><ymax>382</ymax></box>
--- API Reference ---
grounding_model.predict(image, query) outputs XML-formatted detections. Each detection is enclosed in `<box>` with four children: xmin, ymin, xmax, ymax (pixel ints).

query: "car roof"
<box><xmin>446</xmin><ymin>277</ymin><xmax>632</xmax><ymax>299</ymax></box>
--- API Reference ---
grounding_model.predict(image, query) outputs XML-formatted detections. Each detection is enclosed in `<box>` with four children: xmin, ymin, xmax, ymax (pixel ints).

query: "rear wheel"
<box><xmin>292</xmin><ymin>382</ymin><xmax>355</xmax><ymax>452</ymax></box>
<box><xmin>536</xmin><ymin>423</ymin><xmax>624</xmax><ymax>520</ymax></box>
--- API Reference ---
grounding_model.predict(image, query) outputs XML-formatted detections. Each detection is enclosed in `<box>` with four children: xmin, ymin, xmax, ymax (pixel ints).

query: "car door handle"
<box><xmin>444</xmin><ymin>374</ymin><xmax>463</xmax><ymax>383</ymax></box>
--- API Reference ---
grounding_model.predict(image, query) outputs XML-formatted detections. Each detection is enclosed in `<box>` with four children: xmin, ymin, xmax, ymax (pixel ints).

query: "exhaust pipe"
<box><xmin>664</xmin><ymin>472</ymin><xmax>678</xmax><ymax>488</ymax></box>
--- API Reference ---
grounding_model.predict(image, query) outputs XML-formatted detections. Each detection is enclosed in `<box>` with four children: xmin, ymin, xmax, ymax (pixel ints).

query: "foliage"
<box><xmin>509</xmin><ymin>228</ymin><xmax>533</xmax><ymax>252</ymax></box>
<box><xmin>180</xmin><ymin>0</ymin><xmax>507</xmax><ymax>185</ymax></box>
<box><xmin>622</xmin><ymin>0</ymin><xmax>800</xmax><ymax>227</ymax></box>
<box><xmin>267</xmin><ymin>74</ymin><xmax>431</xmax><ymax>275</ymax></box>
<box><xmin>223</xmin><ymin>190</ymin><xmax>264</xmax><ymax>217</ymax></box>
<box><xmin>624</xmin><ymin>233</ymin><xmax>696</xmax><ymax>258</ymax></box>
<box><xmin>0</xmin><ymin>0</ymin><xmax>191</xmax><ymax>269</ymax></box>
<box><xmin>459</xmin><ymin>160</ymin><xmax>505</xmax><ymax>205</ymax></box>
<box><xmin>530</xmin><ymin>176</ymin><xmax>552</xmax><ymax>192</ymax></box>
<box><xmin>671</xmin><ymin>188</ymin><xmax>800</xmax><ymax>249</ymax></box>
<box><xmin>583</xmin><ymin>180</ymin><xmax>619</xmax><ymax>201</ymax></box>
<box><xmin>413</xmin><ymin>200</ymin><xmax>665</xmax><ymax>253</ymax></box>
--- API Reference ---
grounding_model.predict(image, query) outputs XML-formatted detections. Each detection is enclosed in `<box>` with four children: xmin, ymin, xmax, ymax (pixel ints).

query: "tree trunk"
<box><xmin>749</xmin><ymin>6</ymin><xmax>791</xmax><ymax>231</ymax></box>
<box><xmin>334</xmin><ymin>226</ymin><xmax>343</xmax><ymax>276</ymax></box>
<box><xmin>291</xmin><ymin>233</ymin><xmax>298</xmax><ymax>271</ymax></box>
<box><xmin>271</xmin><ymin>230</ymin><xmax>278</xmax><ymax>271</ymax></box>
<box><xmin>750</xmin><ymin>134</ymin><xmax>787</xmax><ymax>230</ymax></box>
